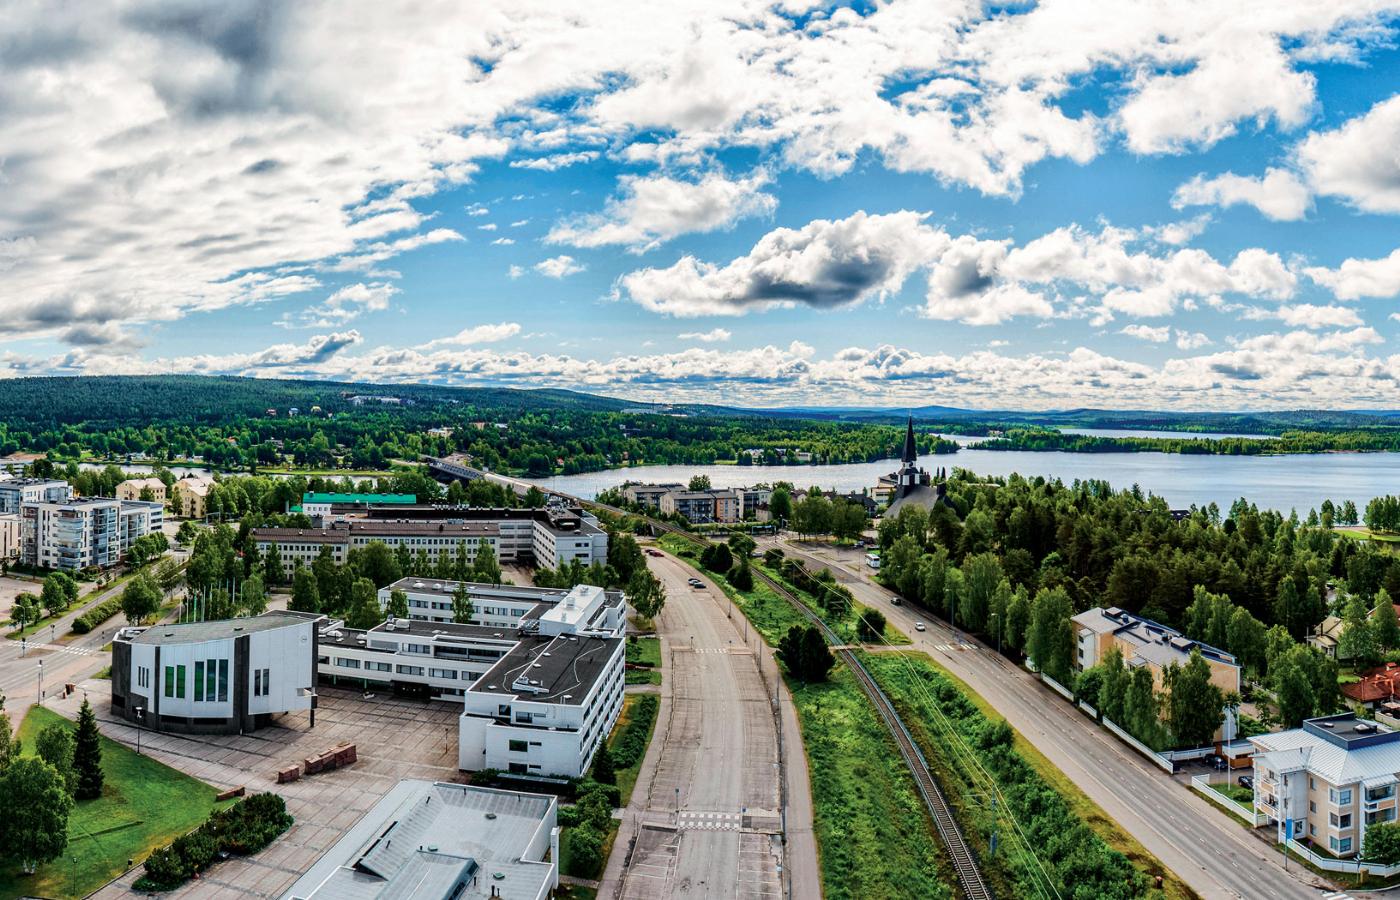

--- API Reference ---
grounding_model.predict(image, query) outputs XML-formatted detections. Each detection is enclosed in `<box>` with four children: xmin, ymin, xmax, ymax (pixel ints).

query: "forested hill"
<box><xmin>0</xmin><ymin>375</ymin><xmax>645</xmax><ymax>426</ymax></box>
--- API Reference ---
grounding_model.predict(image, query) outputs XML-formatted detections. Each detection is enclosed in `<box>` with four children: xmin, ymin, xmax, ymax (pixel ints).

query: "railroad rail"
<box><xmin>580</xmin><ymin>499</ymin><xmax>994</xmax><ymax>900</ymax></box>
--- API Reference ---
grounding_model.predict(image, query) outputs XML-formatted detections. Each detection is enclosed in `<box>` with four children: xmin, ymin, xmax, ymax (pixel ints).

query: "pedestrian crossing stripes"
<box><xmin>678</xmin><ymin>811</ymin><xmax>742</xmax><ymax>831</ymax></box>
<box><xmin>1323</xmin><ymin>891</ymin><xmax>1354</xmax><ymax>899</ymax></box>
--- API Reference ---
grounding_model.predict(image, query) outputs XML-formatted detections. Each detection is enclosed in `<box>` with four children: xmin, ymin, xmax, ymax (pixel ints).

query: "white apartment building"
<box><xmin>659</xmin><ymin>489</ymin><xmax>741</xmax><ymax>524</ymax></box>
<box><xmin>0</xmin><ymin>513</ymin><xmax>19</xmax><ymax>562</ymax></box>
<box><xmin>21</xmin><ymin>497</ymin><xmax>163</xmax><ymax>571</ymax></box>
<box><xmin>1252</xmin><ymin>713</ymin><xmax>1400</xmax><ymax>858</ymax></box>
<box><xmin>111</xmin><ymin>611</ymin><xmax>324</xmax><ymax>734</ymax></box>
<box><xmin>320</xmin><ymin>581</ymin><xmax>627</xmax><ymax>779</ymax></box>
<box><xmin>0</xmin><ymin>478</ymin><xmax>72</xmax><ymax>514</ymax></box>
<box><xmin>621</xmin><ymin>482</ymin><xmax>684</xmax><ymax>508</ymax></box>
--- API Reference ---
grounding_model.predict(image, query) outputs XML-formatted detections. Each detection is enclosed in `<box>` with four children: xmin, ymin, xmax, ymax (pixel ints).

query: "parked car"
<box><xmin>891</xmin><ymin>597</ymin><xmax>902</xmax><ymax>606</ymax></box>
<box><xmin>914</xmin><ymin>622</ymin><xmax>926</xmax><ymax>632</ymax></box>
<box><xmin>1239</xmin><ymin>775</ymin><xmax>1254</xmax><ymax>790</ymax></box>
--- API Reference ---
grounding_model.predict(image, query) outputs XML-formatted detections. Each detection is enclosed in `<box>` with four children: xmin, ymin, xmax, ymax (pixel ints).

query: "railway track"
<box><xmin>581</xmin><ymin>500</ymin><xmax>995</xmax><ymax>900</ymax></box>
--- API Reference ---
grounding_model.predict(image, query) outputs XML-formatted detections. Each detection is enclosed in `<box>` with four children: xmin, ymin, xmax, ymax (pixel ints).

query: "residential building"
<box><xmin>319</xmin><ymin>580</ymin><xmax>626</xmax><ymax>777</ymax></box>
<box><xmin>0</xmin><ymin>513</ymin><xmax>19</xmax><ymax>561</ymax></box>
<box><xmin>300</xmin><ymin>492</ymin><xmax>418</xmax><ymax>521</ymax></box>
<box><xmin>621</xmin><ymin>482</ymin><xmax>684</xmax><ymax>508</ymax></box>
<box><xmin>0</xmin><ymin>478</ymin><xmax>72</xmax><ymax>514</ymax></box>
<box><xmin>738</xmin><ymin>486</ymin><xmax>774</xmax><ymax>519</ymax></box>
<box><xmin>0</xmin><ymin>452</ymin><xmax>46</xmax><ymax>475</ymax></box>
<box><xmin>283</xmin><ymin>780</ymin><xmax>558</xmax><ymax>900</ymax></box>
<box><xmin>1071</xmin><ymin>606</ymin><xmax>1241</xmax><ymax>742</ymax></box>
<box><xmin>116</xmin><ymin>476</ymin><xmax>167</xmax><ymax>504</ymax></box>
<box><xmin>1310</xmin><ymin>605</ymin><xmax>1400</xmax><ymax>660</ymax></box>
<box><xmin>1251</xmin><ymin>713</ymin><xmax>1400</xmax><ymax>858</ymax></box>
<box><xmin>170</xmin><ymin>475</ymin><xmax>215</xmax><ymax>519</ymax></box>
<box><xmin>1342</xmin><ymin>662</ymin><xmax>1400</xmax><ymax>710</ymax></box>
<box><xmin>110</xmin><ymin>611</ymin><xmax>324</xmax><ymax>734</ymax></box>
<box><xmin>253</xmin><ymin>522</ymin><xmax>500</xmax><ymax>577</ymax></box>
<box><xmin>21</xmin><ymin>497</ymin><xmax>162</xmax><ymax>570</ymax></box>
<box><xmin>659</xmin><ymin>489</ymin><xmax>740</xmax><ymax>524</ymax></box>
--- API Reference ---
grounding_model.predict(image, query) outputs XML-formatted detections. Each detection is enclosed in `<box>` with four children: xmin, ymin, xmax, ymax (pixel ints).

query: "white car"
<box><xmin>914</xmin><ymin>622</ymin><xmax>926</xmax><ymax>632</ymax></box>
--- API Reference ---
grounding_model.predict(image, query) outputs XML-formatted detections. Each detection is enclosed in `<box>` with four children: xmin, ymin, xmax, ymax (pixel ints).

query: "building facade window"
<box><xmin>335</xmin><ymin>658</ymin><xmax>360</xmax><ymax>669</ymax></box>
<box><xmin>509</xmin><ymin>739</ymin><xmax>528</xmax><ymax>753</ymax></box>
<box><xmin>396</xmin><ymin>665</ymin><xmax>424</xmax><ymax>676</ymax></box>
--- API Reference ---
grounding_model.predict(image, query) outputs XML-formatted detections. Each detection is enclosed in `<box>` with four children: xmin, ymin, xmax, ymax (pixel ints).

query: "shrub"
<box><xmin>71</xmin><ymin>597</ymin><xmax>122</xmax><ymax>634</ymax></box>
<box><xmin>609</xmin><ymin>694</ymin><xmax>658</xmax><ymax>770</ymax></box>
<box><xmin>137</xmin><ymin>793</ymin><xmax>292</xmax><ymax>890</ymax></box>
<box><xmin>564</xmin><ymin>824</ymin><xmax>605</xmax><ymax>878</ymax></box>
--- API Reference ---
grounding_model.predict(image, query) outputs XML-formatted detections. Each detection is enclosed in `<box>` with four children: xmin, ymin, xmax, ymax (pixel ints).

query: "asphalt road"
<box><xmin>771</xmin><ymin>537</ymin><xmax>1332</xmax><ymax>900</ymax></box>
<box><xmin>613</xmin><ymin>552</ymin><xmax>793</xmax><ymax>900</ymax></box>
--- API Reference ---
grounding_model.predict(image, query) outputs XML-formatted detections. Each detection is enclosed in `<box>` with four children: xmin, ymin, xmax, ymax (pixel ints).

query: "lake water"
<box><xmin>541</xmin><ymin>446</ymin><xmax>1399</xmax><ymax>514</ymax></box>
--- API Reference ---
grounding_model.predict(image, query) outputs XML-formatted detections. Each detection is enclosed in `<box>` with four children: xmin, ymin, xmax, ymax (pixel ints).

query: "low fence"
<box><xmin>1191</xmin><ymin>775</ymin><xmax>1268</xmax><ymax>826</ymax></box>
<box><xmin>1040</xmin><ymin>672</ymin><xmax>1075</xmax><ymax>702</ymax></box>
<box><xmin>1286</xmin><ymin>839</ymin><xmax>1400</xmax><ymax>877</ymax></box>
<box><xmin>1101</xmin><ymin>717</ymin><xmax>1175</xmax><ymax>773</ymax></box>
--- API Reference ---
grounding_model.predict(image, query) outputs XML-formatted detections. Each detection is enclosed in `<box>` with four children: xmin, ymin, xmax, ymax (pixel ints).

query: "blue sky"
<box><xmin>2</xmin><ymin>2</ymin><xmax>1399</xmax><ymax>409</ymax></box>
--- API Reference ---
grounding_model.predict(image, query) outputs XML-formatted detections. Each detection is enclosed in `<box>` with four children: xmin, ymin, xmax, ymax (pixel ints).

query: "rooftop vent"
<box><xmin>1320</xmin><ymin>721</ymin><xmax>1335</xmax><ymax>728</ymax></box>
<box><xmin>1357</xmin><ymin>723</ymin><xmax>1375</xmax><ymax>733</ymax></box>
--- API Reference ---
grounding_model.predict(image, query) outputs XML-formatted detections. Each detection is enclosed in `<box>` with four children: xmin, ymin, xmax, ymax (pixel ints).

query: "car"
<box><xmin>914</xmin><ymin>622</ymin><xmax>926</xmax><ymax>631</ymax></box>
<box><xmin>891</xmin><ymin>597</ymin><xmax>902</xmax><ymax>606</ymax></box>
<box><xmin>854</xmin><ymin>540</ymin><xmax>866</xmax><ymax>549</ymax></box>
<box><xmin>645</xmin><ymin>548</ymin><xmax>663</xmax><ymax>557</ymax></box>
<box><xmin>1238</xmin><ymin>775</ymin><xmax>1253</xmax><ymax>790</ymax></box>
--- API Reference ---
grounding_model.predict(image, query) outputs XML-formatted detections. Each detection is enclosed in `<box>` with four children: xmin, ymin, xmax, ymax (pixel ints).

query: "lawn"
<box><xmin>1209</xmin><ymin>782</ymin><xmax>1254</xmax><ymax>806</ymax></box>
<box><xmin>861</xmin><ymin>651</ymin><xmax>1197</xmax><ymax>900</ymax></box>
<box><xmin>625</xmin><ymin>636</ymin><xmax>661</xmax><ymax>668</ymax></box>
<box><xmin>789</xmin><ymin>667</ymin><xmax>954</xmax><ymax>899</ymax></box>
<box><xmin>625</xmin><ymin>669</ymin><xmax>662</xmax><ymax>686</ymax></box>
<box><xmin>0</xmin><ymin>705</ymin><xmax>231</xmax><ymax>899</ymax></box>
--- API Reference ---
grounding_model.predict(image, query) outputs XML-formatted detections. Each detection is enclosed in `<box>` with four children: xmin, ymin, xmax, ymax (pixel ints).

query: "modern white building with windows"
<box><xmin>1251</xmin><ymin>713</ymin><xmax>1400</xmax><ymax>858</ymax></box>
<box><xmin>0</xmin><ymin>478</ymin><xmax>71</xmax><ymax>514</ymax></box>
<box><xmin>318</xmin><ymin>580</ymin><xmax>627</xmax><ymax>778</ymax></box>
<box><xmin>19</xmin><ymin>496</ymin><xmax>162</xmax><ymax>571</ymax></box>
<box><xmin>111</xmin><ymin>611</ymin><xmax>324</xmax><ymax>734</ymax></box>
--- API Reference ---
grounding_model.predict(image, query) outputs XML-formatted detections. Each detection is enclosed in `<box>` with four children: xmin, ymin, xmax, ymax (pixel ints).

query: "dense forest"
<box><xmin>975</xmin><ymin>426</ymin><xmax>1400</xmax><ymax>455</ymax></box>
<box><xmin>0</xmin><ymin>375</ymin><xmax>956</xmax><ymax>478</ymax></box>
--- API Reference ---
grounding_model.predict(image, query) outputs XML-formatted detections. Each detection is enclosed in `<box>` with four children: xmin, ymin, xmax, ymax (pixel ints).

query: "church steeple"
<box><xmin>901</xmin><ymin>414</ymin><xmax>917</xmax><ymax>464</ymax></box>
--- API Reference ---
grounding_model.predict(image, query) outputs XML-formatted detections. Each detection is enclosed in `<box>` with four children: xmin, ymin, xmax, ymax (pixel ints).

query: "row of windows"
<box><xmin>327</xmin><ymin>657</ymin><xmax>473</xmax><ymax>681</ymax></box>
<box><xmin>193</xmin><ymin>658</ymin><xmax>230</xmax><ymax>703</ymax></box>
<box><xmin>136</xmin><ymin>666</ymin><xmax>151</xmax><ymax>689</ymax></box>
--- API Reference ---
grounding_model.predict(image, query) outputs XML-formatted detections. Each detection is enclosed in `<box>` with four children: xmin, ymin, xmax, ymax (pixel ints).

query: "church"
<box><xmin>874</xmin><ymin>416</ymin><xmax>946</xmax><ymax>515</ymax></box>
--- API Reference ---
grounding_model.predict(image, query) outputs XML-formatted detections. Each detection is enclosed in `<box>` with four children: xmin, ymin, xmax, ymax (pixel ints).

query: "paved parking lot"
<box><xmin>44</xmin><ymin>680</ymin><xmax>463</xmax><ymax>898</ymax></box>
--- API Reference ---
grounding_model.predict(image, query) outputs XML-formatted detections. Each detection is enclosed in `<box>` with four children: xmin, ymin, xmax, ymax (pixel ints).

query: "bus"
<box><xmin>865</xmin><ymin>552</ymin><xmax>880</xmax><ymax>570</ymax></box>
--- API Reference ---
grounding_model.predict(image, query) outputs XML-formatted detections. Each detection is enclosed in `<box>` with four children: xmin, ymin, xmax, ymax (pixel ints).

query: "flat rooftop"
<box><xmin>123</xmin><ymin>611</ymin><xmax>322</xmax><ymax>646</ymax></box>
<box><xmin>282</xmin><ymin>780</ymin><xmax>555</xmax><ymax>900</ymax></box>
<box><xmin>470</xmin><ymin>633</ymin><xmax>621</xmax><ymax>705</ymax></box>
<box><xmin>303</xmin><ymin>492</ymin><xmax>417</xmax><ymax>505</ymax></box>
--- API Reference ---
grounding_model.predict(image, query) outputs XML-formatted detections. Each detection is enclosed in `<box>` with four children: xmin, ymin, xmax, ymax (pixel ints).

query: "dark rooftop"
<box><xmin>125</xmin><ymin>611</ymin><xmax>322</xmax><ymax>645</ymax></box>
<box><xmin>470</xmin><ymin>634</ymin><xmax>621</xmax><ymax>705</ymax></box>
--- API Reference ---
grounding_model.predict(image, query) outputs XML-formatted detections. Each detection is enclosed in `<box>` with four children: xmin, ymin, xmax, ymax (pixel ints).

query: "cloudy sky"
<box><xmin>3</xmin><ymin>1</ymin><xmax>1400</xmax><ymax>409</ymax></box>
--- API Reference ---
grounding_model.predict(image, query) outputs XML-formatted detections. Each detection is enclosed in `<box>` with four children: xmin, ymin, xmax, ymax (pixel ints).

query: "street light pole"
<box><xmin>37</xmin><ymin>659</ymin><xmax>43</xmax><ymax>706</ymax></box>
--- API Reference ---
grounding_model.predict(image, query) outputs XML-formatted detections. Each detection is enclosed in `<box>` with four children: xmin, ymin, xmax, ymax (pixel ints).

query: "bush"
<box><xmin>564</xmin><ymin>824</ymin><xmax>605</xmax><ymax>878</ymax></box>
<box><xmin>609</xmin><ymin>694</ymin><xmax>658</xmax><ymax>770</ymax></box>
<box><xmin>728</xmin><ymin>559</ymin><xmax>754</xmax><ymax>591</ymax></box>
<box><xmin>137</xmin><ymin>793</ymin><xmax>292</xmax><ymax>890</ymax></box>
<box><xmin>71</xmin><ymin>597</ymin><xmax>123</xmax><ymax>634</ymax></box>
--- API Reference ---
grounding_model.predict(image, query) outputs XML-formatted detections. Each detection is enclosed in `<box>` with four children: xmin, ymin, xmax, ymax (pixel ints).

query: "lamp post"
<box><xmin>133</xmin><ymin>706</ymin><xmax>145</xmax><ymax>755</ymax></box>
<box><xmin>991</xmin><ymin>612</ymin><xmax>1001</xmax><ymax>658</ymax></box>
<box><xmin>37</xmin><ymin>659</ymin><xmax>43</xmax><ymax>706</ymax></box>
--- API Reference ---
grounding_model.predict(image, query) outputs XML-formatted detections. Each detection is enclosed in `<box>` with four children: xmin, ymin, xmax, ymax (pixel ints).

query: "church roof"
<box><xmin>901</xmin><ymin>416</ymin><xmax>917</xmax><ymax>464</ymax></box>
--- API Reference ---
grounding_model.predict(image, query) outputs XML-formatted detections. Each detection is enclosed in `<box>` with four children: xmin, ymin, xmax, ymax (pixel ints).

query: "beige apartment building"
<box><xmin>170</xmin><ymin>475</ymin><xmax>215</xmax><ymax>519</ymax></box>
<box><xmin>658</xmin><ymin>489</ymin><xmax>740</xmax><ymax>524</ymax></box>
<box><xmin>0</xmin><ymin>513</ymin><xmax>19</xmax><ymax>562</ymax></box>
<box><xmin>1071</xmin><ymin>606</ymin><xmax>1241</xmax><ymax>742</ymax></box>
<box><xmin>1251</xmin><ymin>713</ymin><xmax>1400</xmax><ymax>858</ymax></box>
<box><xmin>116</xmin><ymin>477</ymin><xmax>167</xmax><ymax>504</ymax></box>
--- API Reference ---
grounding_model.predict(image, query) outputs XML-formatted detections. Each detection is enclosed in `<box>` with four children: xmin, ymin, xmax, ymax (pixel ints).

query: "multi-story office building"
<box><xmin>110</xmin><ymin>611</ymin><xmax>324</xmax><ymax>734</ymax></box>
<box><xmin>115</xmin><ymin>477</ymin><xmax>167</xmax><ymax>504</ymax></box>
<box><xmin>1071</xmin><ymin>606</ymin><xmax>1241</xmax><ymax>742</ymax></box>
<box><xmin>283</xmin><ymin>780</ymin><xmax>559</xmax><ymax>900</ymax></box>
<box><xmin>659</xmin><ymin>489</ymin><xmax>740</xmax><ymax>524</ymax></box>
<box><xmin>318</xmin><ymin>580</ymin><xmax>626</xmax><ymax>778</ymax></box>
<box><xmin>21</xmin><ymin>497</ymin><xmax>163</xmax><ymax>571</ymax></box>
<box><xmin>0</xmin><ymin>478</ymin><xmax>72</xmax><ymax>514</ymax></box>
<box><xmin>253</xmin><ymin>505</ymin><xmax>607</xmax><ymax>575</ymax></box>
<box><xmin>254</xmin><ymin>521</ymin><xmax>501</xmax><ymax>576</ymax></box>
<box><xmin>1251</xmin><ymin>713</ymin><xmax>1400</xmax><ymax>858</ymax></box>
<box><xmin>298</xmin><ymin>492</ymin><xmax>417</xmax><ymax>521</ymax></box>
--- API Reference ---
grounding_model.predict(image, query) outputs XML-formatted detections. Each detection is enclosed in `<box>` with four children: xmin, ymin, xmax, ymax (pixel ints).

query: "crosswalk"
<box><xmin>678</xmin><ymin>810</ymin><xmax>743</xmax><ymax>831</ymax></box>
<box><xmin>1322</xmin><ymin>891</ymin><xmax>1355</xmax><ymax>899</ymax></box>
<box><xmin>8</xmin><ymin>642</ymin><xmax>96</xmax><ymax>658</ymax></box>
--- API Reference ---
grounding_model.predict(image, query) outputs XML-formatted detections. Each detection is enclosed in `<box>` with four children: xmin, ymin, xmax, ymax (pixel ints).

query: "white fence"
<box><xmin>1191</xmin><ymin>775</ymin><xmax>1268</xmax><ymax>826</ymax></box>
<box><xmin>1101</xmin><ymin>716</ymin><xmax>1176</xmax><ymax>773</ymax></box>
<box><xmin>1285</xmin><ymin>839</ymin><xmax>1400</xmax><ymax>878</ymax></box>
<box><xmin>1040</xmin><ymin>672</ymin><xmax>1075</xmax><ymax>702</ymax></box>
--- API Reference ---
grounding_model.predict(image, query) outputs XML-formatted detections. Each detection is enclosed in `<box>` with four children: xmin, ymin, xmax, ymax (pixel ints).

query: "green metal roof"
<box><xmin>301</xmin><ymin>492</ymin><xmax>417</xmax><ymax>504</ymax></box>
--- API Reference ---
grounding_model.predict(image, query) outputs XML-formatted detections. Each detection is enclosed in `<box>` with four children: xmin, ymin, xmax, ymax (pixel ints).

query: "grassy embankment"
<box><xmin>863</xmin><ymin>650</ymin><xmax>1198</xmax><ymax>900</ymax></box>
<box><xmin>0</xmin><ymin>705</ymin><xmax>231</xmax><ymax>899</ymax></box>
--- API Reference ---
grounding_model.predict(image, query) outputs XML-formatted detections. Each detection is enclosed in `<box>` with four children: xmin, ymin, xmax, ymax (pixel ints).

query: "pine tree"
<box><xmin>1373</xmin><ymin>589</ymin><xmax>1400</xmax><ymax>652</ymax></box>
<box><xmin>290</xmin><ymin>567</ymin><xmax>321</xmax><ymax>613</ymax></box>
<box><xmin>73</xmin><ymin>699</ymin><xmax>103</xmax><ymax>800</ymax></box>
<box><xmin>591</xmin><ymin>746</ymin><xmax>616</xmax><ymax>785</ymax></box>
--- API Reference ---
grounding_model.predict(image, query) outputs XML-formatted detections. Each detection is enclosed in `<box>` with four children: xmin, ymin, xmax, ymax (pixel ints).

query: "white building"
<box><xmin>283</xmin><ymin>780</ymin><xmax>559</xmax><ymax>900</ymax></box>
<box><xmin>1251</xmin><ymin>713</ymin><xmax>1400</xmax><ymax>857</ymax></box>
<box><xmin>254</xmin><ymin>521</ymin><xmax>501</xmax><ymax>577</ymax></box>
<box><xmin>320</xmin><ymin>580</ymin><xmax>627</xmax><ymax>779</ymax></box>
<box><xmin>19</xmin><ymin>496</ymin><xmax>163</xmax><ymax>571</ymax></box>
<box><xmin>0</xmin><ymin>478</ymin><xmax>72</xmax><ymax>514</ymax></box>
<box><xmin>0</xmin><ymin>513</ymin><xmax>19</xmax><ymax>562</ymax></box>
<box><xmin>111</xmin><ymin>611</ymin><xmax>324</xmax><ymax>734</ymax></box>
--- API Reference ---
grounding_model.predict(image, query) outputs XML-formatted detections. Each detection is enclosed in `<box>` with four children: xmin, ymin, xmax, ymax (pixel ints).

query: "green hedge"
<box><xmin>71</xmin><ymin>598</ymin><xmax>123</xmax><ymax>634</ymax></box>
<box><xmin>136</xmin><ymin>793</ymin><xmax>292</xmax><ymax>891</ymax></box>
<box><xmin>609</xmin><ymin>694</ymin><xmax>658</xmax><ymax>769</ymax></box>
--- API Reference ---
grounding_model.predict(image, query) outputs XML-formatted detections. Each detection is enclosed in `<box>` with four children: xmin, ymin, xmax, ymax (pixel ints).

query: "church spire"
<box><xmin>901</xmin><ymin>414</ymin><xmax>917</xmax><ymax>464</ymax></box>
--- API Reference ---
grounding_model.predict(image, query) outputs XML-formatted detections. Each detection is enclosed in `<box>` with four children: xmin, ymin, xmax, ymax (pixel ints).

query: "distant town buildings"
<box><xmin>297</xmin><ymin>492</ymin><xmax>418</xmax><ymax>520</ymax></box>
<box><xmin>622</xmin><ymin>481</ymin><xmax>772</xmax><ymax>523</ymax></box>
<box><xmin>116</xmin><ymin>476</ymin><xmax>167</xmax><ymax>504</ymax></box>
<box><xmin>111</xmin><ymin>611</ymin><xmax>323</xmax><ymax>735</ymax></box>
<box><xmin>0</xmin><ymin>452</ymin><xmax>46</xmax><ymax>475</ymax></box>
<box><xmin>1072</xmin><ymin>606</ymin><xmax>1240</xmax><ymax>742</ymax></box>
<box><xmin>283</xmin><ymin>780</ymin><xmax>559</xmax><ymax>900</ymax></box>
